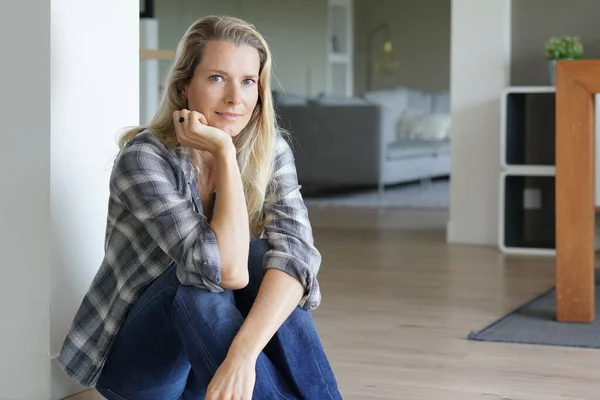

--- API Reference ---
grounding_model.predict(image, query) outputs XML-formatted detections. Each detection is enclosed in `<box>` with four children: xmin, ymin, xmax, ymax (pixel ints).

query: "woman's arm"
<box><xmin>174</xmin><ymin>110</ymin><xmax>250</xmax><ymax>290</ymax></box>
<box><xmin>205</xmin><ymin>134</ymin><xmax>322</xmax><ymax>399</ymax></box>
<box><xmin>210</xmin><ymin>144</ymin><xmax>250</xmax><ymax>289</ymax></box>
<box><xmin>205</xmin><ymin>269</ymin><xmax>303</xmax><ymax>399</ymax></box>
<box><xmin>229</xmin><ymin>135</ymin><xmax>322</xmax><ymax>351</ymax></box>
<box><xmin>231</xmin><ymin>268</ymin><xmax>303</xmax><ymax>358</ymax></box>
<box><xmin>111</xmin><ymin>133</ymin><xmax>225</xmax><ymax>292</ymax></box>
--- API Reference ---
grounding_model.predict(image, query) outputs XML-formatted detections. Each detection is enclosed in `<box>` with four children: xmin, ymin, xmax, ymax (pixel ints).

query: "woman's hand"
<box><xmin>173</xmin><ymin>109</ymin><xmax>233</xmax><ymax>155</ymax></box>
<box><xmin>206</xmin><ymin>353</ymin><xmax>257</xmax><ymax>400</ymax></box>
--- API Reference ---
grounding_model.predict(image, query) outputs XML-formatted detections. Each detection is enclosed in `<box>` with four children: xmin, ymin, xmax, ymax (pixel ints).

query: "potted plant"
<box><xmin>544</xmin><ymin>36</ymin><xmax>584</xmax><ymax>85</ymax></box>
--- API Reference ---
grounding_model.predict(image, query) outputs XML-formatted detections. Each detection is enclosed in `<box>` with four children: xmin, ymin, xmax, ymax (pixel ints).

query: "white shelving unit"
<box><xmin>499</xmin><ymin>86</ymin><xmax>557</xmax><ymax>256</ymax></box>
<box><xmin>326</xmin><ymin>0</ymin><xmax>353</xmax><ymax>97</ymax></box>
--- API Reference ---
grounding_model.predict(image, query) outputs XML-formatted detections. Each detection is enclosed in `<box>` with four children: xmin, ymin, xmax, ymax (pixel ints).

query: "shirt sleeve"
<box><xmin>109</xmin><ymin>136</ymin><xmax>223</xmax><ymax>292</ymax></box>
<box><xmin>262</xmin><ymin>134</ymin><xmax>323</xmax><ymax>310</ymax></box>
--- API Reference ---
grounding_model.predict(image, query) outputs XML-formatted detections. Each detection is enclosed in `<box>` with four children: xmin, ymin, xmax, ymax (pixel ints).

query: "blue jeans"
<box><xmin>95</xmin><ymin>240</ymin><xmax>342</xmax><ymax>400</ymax></box>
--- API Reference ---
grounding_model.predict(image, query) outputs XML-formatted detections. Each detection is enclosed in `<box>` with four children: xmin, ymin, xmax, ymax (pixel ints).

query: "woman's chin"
<box><xmin>214</xmin><ymin>123</ymin><xmax>244</xmax><ymax>137</ymax></box>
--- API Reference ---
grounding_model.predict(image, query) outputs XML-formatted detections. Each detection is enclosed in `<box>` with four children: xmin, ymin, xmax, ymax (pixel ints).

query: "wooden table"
<box><xmin>556</xmin><ymin>59</ymin><xmax>600</xmax><ymax>322</ymax></box>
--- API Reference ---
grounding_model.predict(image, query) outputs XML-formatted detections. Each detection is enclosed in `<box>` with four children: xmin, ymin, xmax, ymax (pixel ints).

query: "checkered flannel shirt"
<box><xmin>57</xmin><ymin>130</ymin><xmax>322</xmax><ymax>387</ymax></box>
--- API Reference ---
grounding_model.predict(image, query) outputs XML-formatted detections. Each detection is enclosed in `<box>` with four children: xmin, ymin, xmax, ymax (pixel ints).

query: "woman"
<box><xmin>58</xmin><ymin>15</ymin><xmax>342</xmax><ymax>400</ymax></box>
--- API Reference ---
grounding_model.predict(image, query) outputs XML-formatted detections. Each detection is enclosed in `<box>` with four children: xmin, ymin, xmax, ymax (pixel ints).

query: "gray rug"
<box><xmin>303</xmin><ymin>179</ymin><xmax>449</xmax><ymax>209</ymax></box>
<box><xmin>468</xmin><ymin>271</ymin><xmax>600</xmax><ymax>349</ymax></box>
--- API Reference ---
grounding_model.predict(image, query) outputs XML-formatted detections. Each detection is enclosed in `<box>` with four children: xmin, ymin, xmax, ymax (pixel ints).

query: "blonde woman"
<box><xmin>58</xmin><ymin>15</ymin><xmax>342</xmax><ymax>400</ymax></box>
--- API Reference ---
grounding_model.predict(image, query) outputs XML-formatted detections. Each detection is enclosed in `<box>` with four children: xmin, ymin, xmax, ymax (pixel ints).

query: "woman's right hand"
<box><xmin>206</xmin><ymin>352</ymin><xmax>257</xmax><ymax>400</ymax></box>
<box><xmin>173</xmin><ymin>109</ymin><xmax>233</xmax><ymax>155</ymax></box>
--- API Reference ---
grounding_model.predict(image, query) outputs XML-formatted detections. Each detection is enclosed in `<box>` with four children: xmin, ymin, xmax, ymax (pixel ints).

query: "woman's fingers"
<box><xmin>172</xmin><ymin>109</ymin><xmax>230</xmax><ymax>154</ymax></box>
<box><xmin>187</xmin><ymin>110</ymin><xmax>204</xmax><ymax>134</ymax></box>
<box><xmin>173</xmin><ymin>109</ymin><xmax>194</xmax><ymax>142</ymax></box>
<box><xmin>199</xmin><ymin>112</ymin><xmax>209</xmax><ymax>125</ymax></box>
<box><xmin>190</xmin><ymin>110</ymin><xmax>208</xmax><ymax>126</ymax></box>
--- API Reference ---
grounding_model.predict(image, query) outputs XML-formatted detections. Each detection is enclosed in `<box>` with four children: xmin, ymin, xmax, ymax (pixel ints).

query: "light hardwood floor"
<box><xmin>67</xmin><ymin>208</ymin><xmax>600</xmax><ymax>400</ymax></box>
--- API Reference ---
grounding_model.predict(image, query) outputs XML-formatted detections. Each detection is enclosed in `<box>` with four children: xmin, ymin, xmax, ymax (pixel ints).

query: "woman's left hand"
<box><xmin>206</xmin><ymin>353</ymin><xmax>257</xmax><ymax>400</ymax></box>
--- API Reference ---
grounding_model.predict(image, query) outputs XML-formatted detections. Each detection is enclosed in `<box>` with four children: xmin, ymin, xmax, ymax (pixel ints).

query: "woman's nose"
<box><xmin>225</xmin><ymin>85</ymin><xmax>242</xmax><ymax>105</ymax></box>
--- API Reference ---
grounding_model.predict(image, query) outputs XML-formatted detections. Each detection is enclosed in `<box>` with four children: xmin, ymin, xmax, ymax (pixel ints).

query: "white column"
<box><xmin>0</xmin><ymin>1</ymin><xmax>139</xmax><ymax>399</ymax></box>
<box><xmin>447</xmin><ymin>0</ymin><xmax>512</xmax><ymax>245</ymax></box>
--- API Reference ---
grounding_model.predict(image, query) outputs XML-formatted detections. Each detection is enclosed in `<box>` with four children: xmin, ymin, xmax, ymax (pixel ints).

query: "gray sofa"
<box><xmin>275</xmin><ymin>87</ymin><xmax>451</xmax><ymax>194</ymax></box>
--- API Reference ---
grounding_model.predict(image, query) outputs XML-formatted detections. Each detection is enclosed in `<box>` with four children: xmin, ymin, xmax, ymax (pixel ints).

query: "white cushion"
<box><xmin>396</xmin><ymin>110</ymin><xmax>427</xmax><ymax>140</ymax></box>
<box><xmin>396</xmin><ymin>112</ymin><xmax>452</xmax><ymax>141</ymax></box>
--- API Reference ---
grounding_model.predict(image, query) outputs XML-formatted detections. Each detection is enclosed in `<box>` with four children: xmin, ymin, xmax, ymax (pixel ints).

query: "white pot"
<box><xmin>548</xmin><ymin>60</ymin><xmax>557</xmax><ymax>85</ymax></box>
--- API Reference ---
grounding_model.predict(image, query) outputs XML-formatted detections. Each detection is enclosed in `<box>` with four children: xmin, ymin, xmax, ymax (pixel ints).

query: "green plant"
<box><xmin>544</xmin><ymin>36</ymin><xmax>584</xmax><ymax>60</ymax></box>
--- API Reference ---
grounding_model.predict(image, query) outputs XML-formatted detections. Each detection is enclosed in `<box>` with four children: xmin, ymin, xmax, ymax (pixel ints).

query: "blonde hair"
<box><xmin>119</xmin><ymin>15</ymin><xmax>278</xmax><ymax>238</ymax></box>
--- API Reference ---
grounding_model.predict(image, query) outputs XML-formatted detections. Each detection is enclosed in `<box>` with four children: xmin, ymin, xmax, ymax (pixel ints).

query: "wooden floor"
<box><xmin>67</xmin><ymin>208</ymin><xmax>600</xmax><ymax>400</ymax></box>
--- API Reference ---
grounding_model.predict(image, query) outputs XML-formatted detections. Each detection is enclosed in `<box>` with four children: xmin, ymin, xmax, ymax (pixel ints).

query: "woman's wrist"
<box><xmin>213</xmin><ymin>142</ymin><xmax>239</xmax><ymax>176</ymax></box>
<box><xmin>213</xmin><ymin>138</ymin><xmax>236</xmax><ymax>159</ymax></box>
<box><xmin>227</xmin><ymin>339</ymin><xmax>260</xmax><ymax>363</ymax></box>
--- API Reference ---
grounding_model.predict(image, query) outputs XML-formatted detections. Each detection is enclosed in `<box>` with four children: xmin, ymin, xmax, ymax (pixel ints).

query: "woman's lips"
<box><xmin>216</xmin><ymin>112</ymin><xmax>241</xmax><ymax>121</ymax></box>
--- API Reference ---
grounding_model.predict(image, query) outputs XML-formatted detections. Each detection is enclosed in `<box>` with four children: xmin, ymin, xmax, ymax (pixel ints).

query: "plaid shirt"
<box><xmin>57</xmin><ymin>130</ymin><xmax>322</xmax><ymax>387</ymax></box>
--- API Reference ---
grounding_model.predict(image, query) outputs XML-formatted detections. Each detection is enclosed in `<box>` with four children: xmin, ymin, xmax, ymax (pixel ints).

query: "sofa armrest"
<box><xmin>277</xmin><ymin>103</ymin><xmax>383</xmax><ymax>188</ymax></box>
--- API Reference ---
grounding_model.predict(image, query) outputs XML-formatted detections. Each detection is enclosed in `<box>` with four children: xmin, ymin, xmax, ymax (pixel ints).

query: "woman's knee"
<box><xmin>170</xmin><ymin>286</ymin><xmax>245</xmax><ymax>380</ymax></box>
<box><xmin>173</xmin><ymin>284</ymin><xmax>239</xmax><ymax>323</ymax></box>
<box><xmin>172</xmin><ymin>239</ymin><xmax>268</xmax><ymax>320</ymax></box>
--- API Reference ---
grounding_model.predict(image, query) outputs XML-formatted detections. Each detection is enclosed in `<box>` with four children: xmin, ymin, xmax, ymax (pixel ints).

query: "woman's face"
<box><xmin>184</xmin><ymin>40</ymin><xmax>261</xmax><ymax>137</ymax></box>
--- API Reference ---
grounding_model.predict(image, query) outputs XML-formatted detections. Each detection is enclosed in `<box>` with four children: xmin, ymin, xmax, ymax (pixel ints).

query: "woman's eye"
<box><xmin>209</xmin><ymin>75</ymin><xmax>223</xmax><ymax>82</ymax></box>
<box><xmin>243</xmin><ymin>79</ymin><xmax>256</xmax><ymax>85</ymax></box>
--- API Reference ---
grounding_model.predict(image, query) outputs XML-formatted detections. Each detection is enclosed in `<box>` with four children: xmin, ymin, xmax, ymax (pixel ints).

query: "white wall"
<box><xmin>0</xmin><ymin>0</ymin><xmax>52</xmax><ymax>398</ymax></box>
<box><xmin>354</xmin><ymin>0</ymin><xmax>451</xmax><ymax>94</ymax></box>
<box><xmin>0</xmin><ymin>1</ymin><xmax>139</xmax><ymax>399</ymax></box>
<box><xmin>511</xmin><ymin>0</ymin><xmax>600</xmax><ymax>86</ymax></box>
<box><xmin>154</xmin><ymin>0</ymin><xmax>328</xmax><ymax>97</ymax></box>
<box><xmin>447</xmin><ymin>0</ymin><xmax>511</xmax><ymax>245</ymax></box>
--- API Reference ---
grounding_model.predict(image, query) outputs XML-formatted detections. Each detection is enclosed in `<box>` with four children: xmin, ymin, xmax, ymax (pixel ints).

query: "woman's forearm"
<box><xmin>209</xmin><ymin>144</ymin><xmax>250</xmax><ymax>289</ymax></box>
<box><xmin>227</xmin><ymin>268</ymin><xmax>305</xmax><ymax>360</ymax></box>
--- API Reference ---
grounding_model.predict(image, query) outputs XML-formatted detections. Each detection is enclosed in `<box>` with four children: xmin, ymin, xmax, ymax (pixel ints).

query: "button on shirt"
<box><xmin>57</xmin><ymin>130</ymin><xmax>322</xmax><ymax>387</ymax></box>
